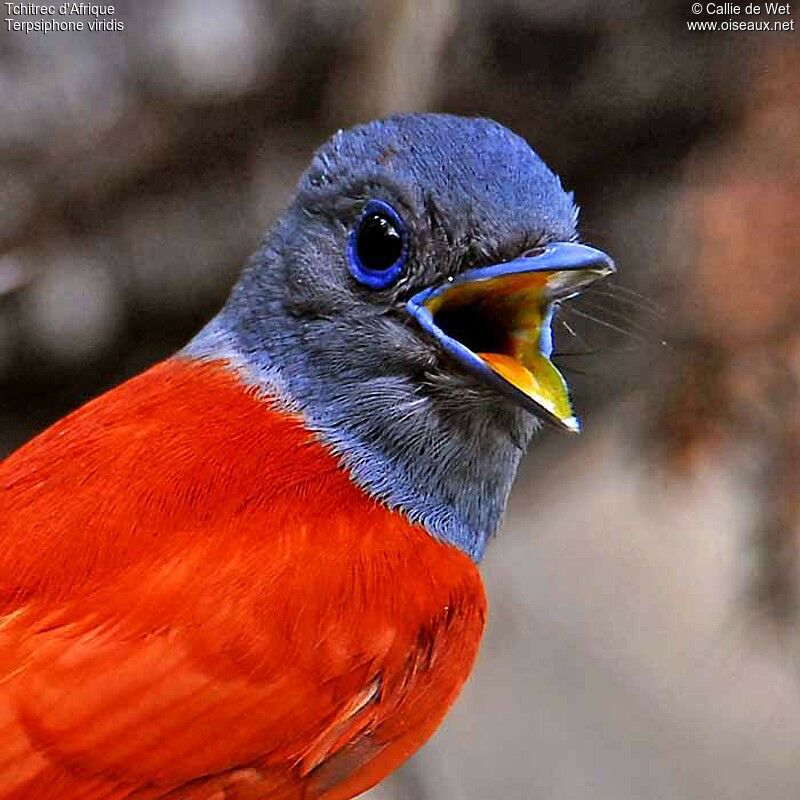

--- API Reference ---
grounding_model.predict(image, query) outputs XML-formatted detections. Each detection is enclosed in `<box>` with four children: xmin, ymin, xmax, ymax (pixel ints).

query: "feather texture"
<box><xmin>0</xmin><ymin>358</ymin><xmax>486</xmax><ymax>799</ymax></box>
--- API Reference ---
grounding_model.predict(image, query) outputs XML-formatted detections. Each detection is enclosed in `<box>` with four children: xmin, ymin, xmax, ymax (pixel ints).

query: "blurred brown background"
<box><xmin>2</xmin><ymin>2</ymin><xmax>799</xmax><ymax>798</ymax></box>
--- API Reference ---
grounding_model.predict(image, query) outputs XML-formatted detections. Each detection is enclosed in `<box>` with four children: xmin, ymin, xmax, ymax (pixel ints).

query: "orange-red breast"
<box><xmin>0</xmin><ymin>114</ymin><xmax>613</xmax><ymax>799</ymax></box>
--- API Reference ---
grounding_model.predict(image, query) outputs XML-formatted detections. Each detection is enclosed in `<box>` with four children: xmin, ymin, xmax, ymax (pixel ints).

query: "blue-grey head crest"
<box><xmin>187</xmin><ymin>113</ymin><xmax>580</xmax><ymax>561</ymax></box>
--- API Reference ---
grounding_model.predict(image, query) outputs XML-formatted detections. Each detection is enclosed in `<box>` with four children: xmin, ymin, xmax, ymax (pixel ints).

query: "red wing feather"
<box><xmin>0</xmin><ymin>359</ymin><xmax>485</xmax><ymax>799</ymax></box>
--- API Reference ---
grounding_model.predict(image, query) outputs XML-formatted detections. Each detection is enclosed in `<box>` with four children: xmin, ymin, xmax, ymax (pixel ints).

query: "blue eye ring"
<box><xmin>347</xmin><ymin>199</ymin><xmax>409</xmax><ymax>289</ymax></box>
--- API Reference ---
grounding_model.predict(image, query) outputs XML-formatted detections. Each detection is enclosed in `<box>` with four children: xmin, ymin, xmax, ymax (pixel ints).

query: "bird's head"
<box><xmin>190</xmin><ymin>114</ymin><xmax>614</xmax><ymax>560</ymax></box>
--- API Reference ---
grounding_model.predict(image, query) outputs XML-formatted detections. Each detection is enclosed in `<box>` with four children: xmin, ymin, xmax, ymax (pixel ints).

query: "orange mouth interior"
<box><xmin>423</xmin><ymin>271</ymin><xmax>579</xmax><ymax>430</ymax></box>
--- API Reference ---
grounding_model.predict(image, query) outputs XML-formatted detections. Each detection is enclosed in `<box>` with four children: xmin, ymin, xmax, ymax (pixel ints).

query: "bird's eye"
<box><xmin>347</xmin><ymin>200</ymin><xmax>408</xmax><ymax>289</ymax></box>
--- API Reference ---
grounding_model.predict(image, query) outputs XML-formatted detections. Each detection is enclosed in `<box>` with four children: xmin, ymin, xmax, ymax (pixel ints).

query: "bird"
<box><xmin>0</xmin><ymin>114</ymin><xmax>614</xmax><ymax>799</ymax></box>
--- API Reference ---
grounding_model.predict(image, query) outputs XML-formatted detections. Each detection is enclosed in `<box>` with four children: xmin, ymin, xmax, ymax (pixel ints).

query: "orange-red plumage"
<box><xmin>0</xmin><ymin>359</ymin><xmax>486</xmax><ymax>799</ymax></box>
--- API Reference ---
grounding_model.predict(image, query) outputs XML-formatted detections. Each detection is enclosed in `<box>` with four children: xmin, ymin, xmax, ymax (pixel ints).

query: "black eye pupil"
<box><xmin>356</xmin><ymin>214</ymin><xmax>403</xmax><ymax>272</ymax></box>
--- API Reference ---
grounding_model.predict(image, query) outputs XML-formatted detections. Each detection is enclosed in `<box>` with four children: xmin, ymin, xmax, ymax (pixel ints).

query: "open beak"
<box><xmin>406</xmin><ymin>242</ymin><xmax>615</xmax><ymax>432</ymax></box>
